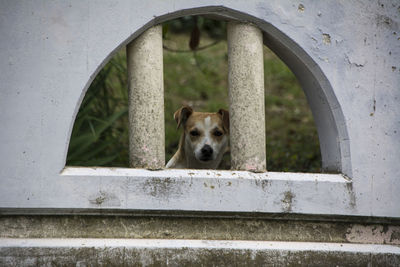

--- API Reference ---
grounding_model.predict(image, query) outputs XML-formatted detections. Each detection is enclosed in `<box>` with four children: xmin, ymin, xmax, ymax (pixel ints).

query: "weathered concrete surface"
<box><xmin>346</xmin><ymin>224</ymin><xmax>400</xmax><ymax>245</ymax></box>
<box><xmin>1</xmin><ymin>1</ymin><xmax>400</xmax><ymax>265</ymax></box>
<box><xmin>1</xmin><ymin>239</ymin><xmax>400</xmax><ymax>267</ymax></box>
<box><xmin>127</xmin><ymin>25</ymin><xmax>165</xmax><ymax>169</ymax></box>
<box><xmin>228</xmin><ymin>22</ymin><xmax>266</xmax><ymax>172</ymax></box>
<box><xmin>0</xmin><ymin>0</ymin><xmax>400</xmax><ymax>218</ymax></box>
<box><xmin>1</xmin><ymin>216</ymin><xmax>399</xmax><ymax>245</ymax></box>
<box><xmin>47</xmin><ymin>167</ymin><xmax>354</xmax><ymax>216</ymax></box>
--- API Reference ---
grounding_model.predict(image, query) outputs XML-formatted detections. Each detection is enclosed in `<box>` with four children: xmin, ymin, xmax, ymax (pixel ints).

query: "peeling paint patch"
<box><xmin>376</xmin><ymin>14</ymin><xmax>397</xmax><ymax>30</ymax></box>
<box><xmin>281</xmin><ymin>191</ymin><xmax>295</xmax><ymax>212</ymax></box>
<box><xmin>89</xmin><ymin>191</ymin><xmax>121</xmax><ymax>207</ymax></box>
<box><xmin>142</xmin><ymin>178</ymin><xmax>183</xmax><ymax>199</ymax></box>
<box><xmin>345</xmin><ymin>54</ymin><xmax>366</xmax><ymax>68</ymax></box>
<box><xmin>346</xmin><ymin>225</ymin><xmax>400</xmax><ymax>245</ymax></box>
<box><xmin>254</xmin><ymin>179</ymin><xmax>270</xmax><ymax>191</ymax></box>
<box><xmin>345</xmin><ymin>183</ymin><xmax>356</xmax><ymax>210</ymax></box>
<box><xmin>310</xmin><ymin>36</ymin><xmax>318</xmax><ymax>43</ymax></box>
<box><xmin>322</xmin><ymin>34</ymin><xmax>331</xmax><ymax>44</ymax></box>
<box><xmin>370</xmin><ymin>99</ymin><xmax>376</xmax><ymax>116</ymax></box>
<box><xmin>237</xmin><ymin>157</ymin><xmax>266</xmax><ymax>173</ymax></box>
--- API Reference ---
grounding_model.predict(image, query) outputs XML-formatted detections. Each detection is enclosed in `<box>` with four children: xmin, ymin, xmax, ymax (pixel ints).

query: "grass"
<box><xmin>67</xmin><ymin>24</ymin><xmax>321</xmax><ymax>173</ymax></box>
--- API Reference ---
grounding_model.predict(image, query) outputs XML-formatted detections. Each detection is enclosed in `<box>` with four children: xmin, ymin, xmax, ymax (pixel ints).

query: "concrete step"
<box><xmin>1</xmin><ymin>238</ymin><xmax>399</xmax><ymax>266</ymax></box>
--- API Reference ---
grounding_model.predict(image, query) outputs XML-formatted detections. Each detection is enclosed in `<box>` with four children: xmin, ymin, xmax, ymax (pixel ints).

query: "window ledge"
<box><xmin>0</xmin><ymin>167</ymin><xmax>354</xmax><ymax>216</ymax></box>
<box><xmin>40</xmin><ymin>167</ymin><xmax>353</xmax><ymax>216</ymax></box>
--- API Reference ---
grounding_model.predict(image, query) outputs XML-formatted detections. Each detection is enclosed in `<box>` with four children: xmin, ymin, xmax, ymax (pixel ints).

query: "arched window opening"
<box><xmin>66</xmin><ymin>16</ymin><xmax>322</xmax><ymax>173</ymax></box>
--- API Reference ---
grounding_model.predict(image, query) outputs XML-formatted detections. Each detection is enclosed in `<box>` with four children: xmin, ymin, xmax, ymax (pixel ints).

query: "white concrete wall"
<box><xmin>0</xmin><ymin>0</ymin><xmax>399</xmax><ymax>218</ymax></box>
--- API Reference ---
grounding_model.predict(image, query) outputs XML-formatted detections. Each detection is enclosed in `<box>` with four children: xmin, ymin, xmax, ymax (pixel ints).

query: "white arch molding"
<box><xmin>70</xmin><ymin>6</ymin><xmax>351</xmax><ymax>176</ymax></box>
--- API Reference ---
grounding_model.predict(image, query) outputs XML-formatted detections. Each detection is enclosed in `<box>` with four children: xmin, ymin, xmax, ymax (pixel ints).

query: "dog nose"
<box><xmin>201</xmin><ymin>145</ymin><xmax>213</xmax><ymax>157</ymax></box>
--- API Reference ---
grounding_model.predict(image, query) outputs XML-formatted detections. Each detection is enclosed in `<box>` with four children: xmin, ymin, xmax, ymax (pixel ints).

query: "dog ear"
<box><xmin>174</xmin><ymin>105</ymin><xmax>193</xmax><ymax>129</ymax></box>
<box><xmin>218</xmin><ymin>108</ymin><xmax>230</xmax><ymax>132</ymax></box>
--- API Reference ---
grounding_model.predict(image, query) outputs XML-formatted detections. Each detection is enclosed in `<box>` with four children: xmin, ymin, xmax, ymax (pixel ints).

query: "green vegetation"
<box><xmin>67</xmin><ymin>17</ymin><xmax>321</xmax><ymax>172</ymax></box>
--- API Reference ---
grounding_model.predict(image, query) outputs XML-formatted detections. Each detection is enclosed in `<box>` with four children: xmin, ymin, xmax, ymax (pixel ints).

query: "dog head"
<box><xmin>174</xmin><ymin>105</ymin><xmax>229</xmax><ymax>167</ymax></box>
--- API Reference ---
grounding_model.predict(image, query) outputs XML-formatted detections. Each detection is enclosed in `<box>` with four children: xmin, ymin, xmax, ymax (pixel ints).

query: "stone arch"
<box><xmin>69</xmin><ymin>6</ymin><xmax>351</xmax><ymax>177</ymax></box>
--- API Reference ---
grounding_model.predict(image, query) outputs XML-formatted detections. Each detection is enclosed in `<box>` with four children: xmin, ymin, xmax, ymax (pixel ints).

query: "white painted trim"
<box><xmin>61</xmin><ymin>167</ymin><xmax>348</xmax><ymax>183</ymax></box>
<box><xmin>1</xmin><ymin>238</ymin><xmax>399</xmax><ymax>255</ymax></box>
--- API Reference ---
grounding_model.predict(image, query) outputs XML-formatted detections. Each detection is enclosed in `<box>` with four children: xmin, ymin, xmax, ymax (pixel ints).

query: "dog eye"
<box><xmin>213</xmin><ymin>130</ymin><xmax>223</xmax><ymax>136</ymax></box>
<box><xmin>190</xmin><ymin>130</ymin><xmax>200</xmax><ymax>136</ymax></box>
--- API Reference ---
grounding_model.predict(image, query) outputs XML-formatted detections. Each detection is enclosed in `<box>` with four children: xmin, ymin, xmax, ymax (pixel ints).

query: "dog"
<box><xmin>166</xmin><ymin>105</ymin><xmax>229</xmax><ymax>169</ymax></box>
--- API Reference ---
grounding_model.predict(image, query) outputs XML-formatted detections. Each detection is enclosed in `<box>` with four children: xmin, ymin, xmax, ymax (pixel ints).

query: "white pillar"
<box><xmin>126</xmin><ymin>25</ymin><xmax>165</xmax><ymax>169</ymax></box>
<box><xmin>227</xmin><ymin>22</ymin><xmax>266</xmax><ymax>172</ymax></box>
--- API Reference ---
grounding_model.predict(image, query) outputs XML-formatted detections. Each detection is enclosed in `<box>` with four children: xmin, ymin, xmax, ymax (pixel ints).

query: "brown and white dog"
<box><xmin>166</xmin><ymin>106</ymin><xmax>229</xmax><ymax>169</ymax></box>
